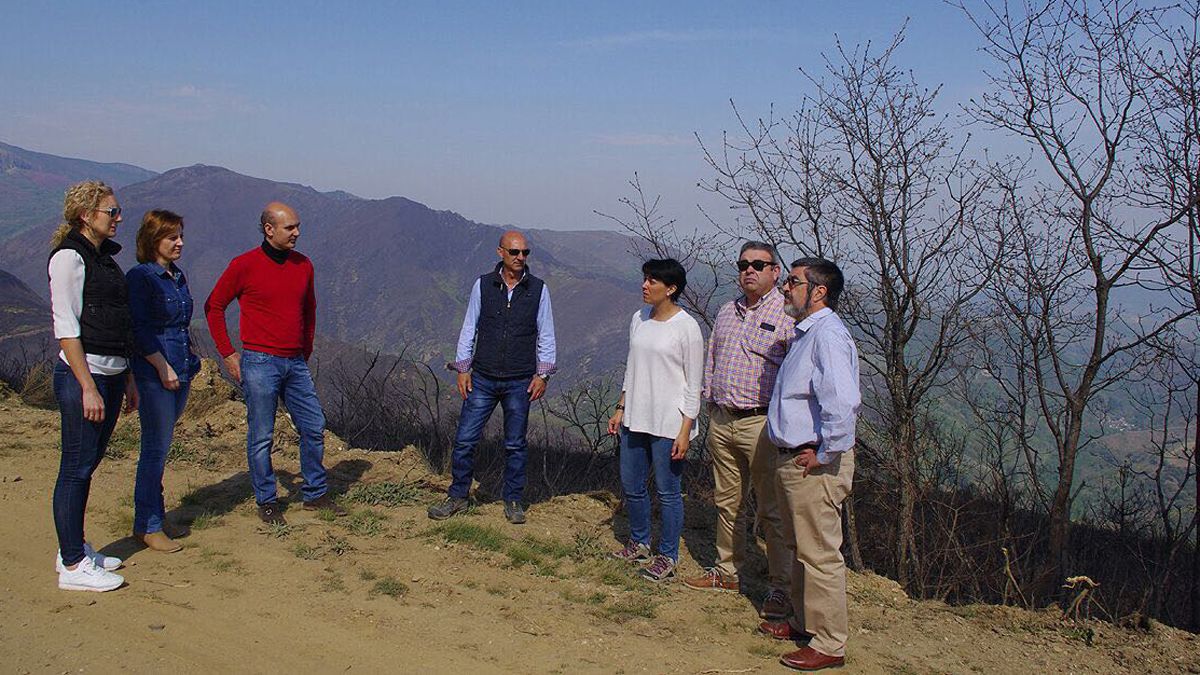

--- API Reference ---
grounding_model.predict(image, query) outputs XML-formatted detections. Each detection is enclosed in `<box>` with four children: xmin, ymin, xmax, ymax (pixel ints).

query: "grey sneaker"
<box><xmin>639</xmin><ymin>554</ymin><xmax>676</xmax><ymax>582</ymax></box>
<box><xmin>504</xmin><ymin>501</ymin><xmax>526</xmax><ymax>524</ymax></box>
<box><xmin>427</xmin><ymin>496</ymin><xmax>469</xmax><ymax>520</ymax></box>
<box><xmin>610</xmin><ymin>540</ymin><xmax>652</xmax><ymax>563</ymax></box>
<box><xmin>760</xmin><ymin>588</ymin><xmax>791</xmax><ymax>620</ymax></box>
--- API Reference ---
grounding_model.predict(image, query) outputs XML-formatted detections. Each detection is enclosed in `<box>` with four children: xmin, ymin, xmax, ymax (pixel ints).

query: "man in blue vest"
<box><xmin>428</xmin><ymin>230</ymin><xmax>557</xmax><ymax>524</ymax></box>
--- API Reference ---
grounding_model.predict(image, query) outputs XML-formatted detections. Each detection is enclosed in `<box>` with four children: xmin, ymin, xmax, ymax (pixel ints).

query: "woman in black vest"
<box><xmin>47</xmin><ymin>180</ymin><xmax>137</xmax><ymax>592</ymax></box>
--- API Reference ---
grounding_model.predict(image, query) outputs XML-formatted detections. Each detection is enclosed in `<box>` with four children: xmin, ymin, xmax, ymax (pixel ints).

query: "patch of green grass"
<box><xmin>344</xmin><ymin>481</ymin><xmax>426</xmax><ymax>507</ymax></box>
<box><xmin>596</xmin><ymin>596</ymin><xmax>658</xmax><ymax>622</ymax></box>
<box><xmin>262</xmin><ymin>521</ymin><xmax>292</xmax><ymax>538</ymax></box>
<box><xmin>316</xmin><ymin>508</ymin><xmax>338</xmax><ymax>523</ymax></box>
<box><xmin>292</xmin><ymin>543</ymin><xmax>320</xmax><ymax>560</ymax></box>
<box><xmin>343</xmin><ymin>509</ymin><xmax>387</xmax><ymax>537</ymax></box>
<box><xmin>570</xmin><ymin>531</ymin><xmax>607</xmax><ymax>561</ymax></box>
<box><xmin>105</xmin><ymin>426</ymin><xmax>137</xmax><ymax>459</ymax></box>
<box><xmin>370</xmin><ymin>576</ymin><xmax>409</xmax><ymax>599</ymax></box>
<box><xmin>191</xmin><ymin>511</ymin><xmax>223</xmax><ymax>530</ymax></box>
<box><xmin>359</xmin><ymin>568</ymin><xmax>378</xmax><ymax>581</ymax></box>
<box><xmin>425</xmin><ymin>520</ymin><xmax>508</xmax><ymax>552</ymax></box>
<box><xmin>560</xmin><ymin>589</ymin><xmax>608</xmax><ymax>605</ymax></box>
<box><xmin>323</xmin><ymin>533</ymin><xmax>353</xmax><ymax>556</ymax></box>
<box><xmin>520</xmin><ymin>534</ymin><xmax>573</xmax><ymax>559</ymax></box>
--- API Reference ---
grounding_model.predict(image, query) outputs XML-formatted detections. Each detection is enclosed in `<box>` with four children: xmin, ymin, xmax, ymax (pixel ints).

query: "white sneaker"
<box><xmin>55</xmin><ymin>542</ymin><xmax>122</xmax><ymax>573</ymax></box>
<box><xmin>57</xmin><ymin>555</ymin><xmax>124</xmax><ymax>592</ymax></box>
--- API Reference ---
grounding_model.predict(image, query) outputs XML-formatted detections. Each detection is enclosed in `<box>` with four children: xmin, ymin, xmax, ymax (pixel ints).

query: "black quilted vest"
<box><xmin>50</xmin><ymin>229</ymin><xmax>133</xmax><ymax>357</ymax></box>
<box><xmin>472</xmin><ymin>263</ymin><xmax>544</xmax><ymax>379</ymax></box>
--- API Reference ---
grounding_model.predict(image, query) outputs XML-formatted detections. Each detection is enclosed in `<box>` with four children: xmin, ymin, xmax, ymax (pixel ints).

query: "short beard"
<box><xmin>783</xmin><ymin>304</ymin><xmax>801</xmax><ymax>319</ymax></box>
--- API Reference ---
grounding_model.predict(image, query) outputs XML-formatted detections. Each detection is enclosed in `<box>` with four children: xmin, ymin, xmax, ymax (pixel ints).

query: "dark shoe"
<box><xmin>257</xmin><ymin>502</ymin><xmax>287</xmax><ymax>526</ymax></box>
<box><xmin>638</xmin><ymin>554</ymin><xmax>676</xmax><ymax>582</ymax></box>
<box><xmin>303</xmin><ymin>494</ymin><xmax>349</xmax><ymax>517</ymax></box>
<box><xmin>503</xmin><ymin>501</ymin><xmax>526</xmax><ymax>524</ymax></box>
<box><xmin>780</xmin><ymin>646</ymin><xmax>844</xmax><ymax>671</ymax></box>
<box><xmin>682</xmin><ymin>567</ymin><xmax>740</xmax><ymax>592</ymax></box>
<box><xmin>760</xmin><ymin>588</ymin><xmax>791</xmax><ymax>620</ymax></box>
<box><xmin>610</xmin><ymin>541</ymin><xmax>652</xmax><ymax>563</ymax></box>
<box><xmin>759</xmin><ymin>621</ymin><xmax>811</xmax><ymax>643</ymax></box>
<box><xmin>427</xmin><ymin>496</ymin><xmax>469</xmax><ymax>520</ymax></box>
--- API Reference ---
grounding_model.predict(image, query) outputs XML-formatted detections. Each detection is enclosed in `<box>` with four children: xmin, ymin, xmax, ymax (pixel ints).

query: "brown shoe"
<box><xmin>682</xmin><ymin>567</ymin><xmax>740</xmax><ymax>592</ymax></box>
<box><xmin>760</xmin><ymin>588</ymin><xmax>791</xmax><ymax>620</ymax></box>
<box><xmin>136</xmin><ymin>531</ymin><xmax>183</xmax><ymax>553</ymax></box>
<box><xmin>759</xmin><ymin>621</ymin><xmax>811</xmax><ymax>643</ymax></box>
<box><xmin>303</xmin><ymin>494</ymin><xmax>348</xmax><ymax>517</ymax></box>
<box><xmin>780</xmin><ymin>646</ymin><xmax>844</xmax><ymax>671</ymax></box>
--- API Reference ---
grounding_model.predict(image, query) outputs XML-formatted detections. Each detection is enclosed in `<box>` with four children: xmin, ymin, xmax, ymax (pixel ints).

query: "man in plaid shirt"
<box><xmin>683</xmin><ymin>241</ymin><xmax>794</xmax><ymax>620</ymax></box>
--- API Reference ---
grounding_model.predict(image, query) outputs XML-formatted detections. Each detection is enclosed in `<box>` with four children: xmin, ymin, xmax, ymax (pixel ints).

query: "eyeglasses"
<box><xmin>94</xmin><ymin>207</ymin><xmax>122</xmax><ymax>218</ymax></box>
<box><xmin>505</xmin><ymin>248</ymin><xmax>531</xmax><ymax>257</ymax></box>
<box><xmin>736</xmin><ymin>259</ymin><xmax>776</xmax><ymax>272</ymax></box>
<box><xmin>782</xmin><ymin>275</ymin><xmax>809</xmax><ymax>288</ymax></box>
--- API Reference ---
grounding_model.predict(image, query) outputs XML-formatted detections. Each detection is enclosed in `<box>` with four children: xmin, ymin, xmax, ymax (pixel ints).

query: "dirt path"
<box><xmin>2</xmin><ymin>388</ymin><xmax>1198</xmax><ymax>674</ymax></box>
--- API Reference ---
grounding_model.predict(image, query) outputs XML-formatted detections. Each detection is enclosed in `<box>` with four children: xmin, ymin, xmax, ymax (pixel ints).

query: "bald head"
<box><xmin>261</xmin><ymin>201</ymin><xmax>301</xmax><ymax>251</ymax></box>
<box><xmin>496</xmin><ymin>230</ymin><xmax>530</xmax><ymax>280</ymax></box>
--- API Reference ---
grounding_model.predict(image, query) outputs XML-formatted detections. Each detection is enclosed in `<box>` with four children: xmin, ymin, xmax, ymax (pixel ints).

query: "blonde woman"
<box><xmin>127</xmin><ymin>210</ymin><xmax>200</xmax><ymax>553</ymax></box>
<box><xmin>48</xmin><ymin>181</ymin><xmax>136</xmax><ymax>592</ymax></box>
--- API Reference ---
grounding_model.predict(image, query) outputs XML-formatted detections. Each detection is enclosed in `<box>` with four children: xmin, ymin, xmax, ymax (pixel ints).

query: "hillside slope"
<box><xmin>1</xmin><ymin>371</ymin><xmax>1197</xmax><ymax>673</ymax></box>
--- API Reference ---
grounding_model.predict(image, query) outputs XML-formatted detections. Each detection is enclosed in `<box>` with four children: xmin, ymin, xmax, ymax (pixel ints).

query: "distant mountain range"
<box><xmin>0</xmin><ymin>142</ymin><xmax>644</xmax><ymax>383</ymax></box>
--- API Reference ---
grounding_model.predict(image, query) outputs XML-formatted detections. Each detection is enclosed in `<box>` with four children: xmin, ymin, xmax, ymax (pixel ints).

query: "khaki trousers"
<box><xmin>776</xmin><ymin>449</ymin><xmax>854</xmax><ymax>658</ymax></box>
<box><xmin>707</xmin><ymin>406</ymin><xmax>793</xmax><ymax>589</ymax></box>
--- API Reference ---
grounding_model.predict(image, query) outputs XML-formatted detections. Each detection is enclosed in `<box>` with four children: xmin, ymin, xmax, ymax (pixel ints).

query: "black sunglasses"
<box><xmin>94</xmin><ymin>207</ymin><xmax>122</xmax><ymax>218</ymax></box>
<box><xmin>506</xmin><ymin>248</ymin><xmax>531</xmax><ymax>257</ymax></box>
<box><xmin>737</xmin><ymin>259</ymin><xmax>775</xmax><ymax>272</ymax></box>
<box><xmin>782</xmin><ymin>275</ymin><xmax>809</xmax><ymax>288</ymax></box>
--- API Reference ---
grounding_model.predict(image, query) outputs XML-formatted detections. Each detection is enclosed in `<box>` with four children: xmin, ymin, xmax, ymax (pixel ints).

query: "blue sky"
<box><xmin>2</xmin><ymin>1</ymin><xmax>990</xmax><ymax>231</ymax></box>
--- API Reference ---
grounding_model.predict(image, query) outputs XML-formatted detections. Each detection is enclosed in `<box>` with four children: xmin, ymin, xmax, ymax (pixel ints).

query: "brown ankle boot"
<box><xmin>137</xmin><ymin>531</ymin><xmax>183</xmax><ymax>553</ymax></box>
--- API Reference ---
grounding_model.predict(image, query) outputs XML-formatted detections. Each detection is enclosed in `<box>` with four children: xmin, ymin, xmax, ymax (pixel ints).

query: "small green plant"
<box><xmin>316</xmin><ymin>508</ymin><xmax>338</xmax><ymax>523</ymax></box>
<box><xmin>263</xmin><ymin>521</ymin><xmax>292</xmax><ymax>538</ymax></box>
<box><xmin>570</xmin><ymin>531</ymin><xmax>606</xmax><ymax>561</ymax></box>
<box><xmin>344</xmin><ymin>510</ymin><xmax>387</xmax><ymax>537</ymax></box>
<box><xmin>426</xmin><ymin>520</ymin><xmax>508</xmax><ymax>551</ymax></box>
<box><xmin>344</xmin><ymin>481</ymin><xmax>425</xmax><ymax>507</ymax></box>
<box><xmin>191</xmin><ymin>511</ymin><xmax>223</xmax><ymax>530</ymax></box>
<box><xmin>520</xmin><ymin>534</ymin><xmax>573</xmax><ymax>559</ymax></box>
<box><xmin>359</xmin><ymin>568</ymin><xmax>378</xmax><ymax>581</ymax></box>
<box><xmin>292</xmin><ymin>543</ymin><xmax>320</xmax><ymax>560</ymax></box>
<box><xmin>370</xmin><ymin>576</ymin><xmax>409</xmax><ymax>599</ymax></box>
<box><xmin>323</xmin><ymin>533</ymin><xmax>353</xmax><ymax>556</ymax></box>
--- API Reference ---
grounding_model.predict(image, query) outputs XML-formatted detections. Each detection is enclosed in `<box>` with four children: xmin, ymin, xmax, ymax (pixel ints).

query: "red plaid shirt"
<box><xmin>703</xmin><ymin>287</ymin><xmax>793</xmax><ymax>409</ymax></box>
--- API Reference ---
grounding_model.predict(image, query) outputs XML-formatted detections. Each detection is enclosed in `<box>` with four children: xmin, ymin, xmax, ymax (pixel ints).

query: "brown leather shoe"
<box><xmin>780</xmin><ymin>646</ymin><xmax>844</xmax><ymax>671</ymax></box>
<box><xmin>303</xmin><ymin>494</ymin><xmax>348</xmax><ymax>517</ymax></box>
<box><xmin>682</xmin><ymin>568</ymin><xmax>739</xmax><ymax>591</ymax></box>
<box><xmin>136</xmin><ymin>531</ymin><xmax>183</xmax><ymax>553</ymax></box>
<box><xmin>759</xmin><ymin>621</ymin><xmax>811</xmax><ymax>643</ymax></box>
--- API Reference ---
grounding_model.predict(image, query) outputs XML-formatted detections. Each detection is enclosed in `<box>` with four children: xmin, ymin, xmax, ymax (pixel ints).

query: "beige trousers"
<box><xmin>776</xmin><ymin>449</ymin><xmax>854</xmax><ymax>658</ymax></box>
<box><xmin>707</xmin><ymin>406</ymin><xmax>793</xmax><ymax>589</ymax></box>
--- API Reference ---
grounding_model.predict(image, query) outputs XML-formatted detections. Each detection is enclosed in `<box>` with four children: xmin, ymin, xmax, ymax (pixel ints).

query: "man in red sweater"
<box><xmin>204</xmin><ymin>201</ymin><xmax>346</xmax><ymax>525</ymax></box>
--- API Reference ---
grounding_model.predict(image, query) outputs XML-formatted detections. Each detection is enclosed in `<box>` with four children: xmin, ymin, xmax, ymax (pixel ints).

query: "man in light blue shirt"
<box><xmin>760</xmin><ymin>257</ymin><xmax>859</xmax><ymax>671</ymax></box>
<box><xmin>428</xmin><ymin>230</ymin><xmax>557</xmax><ymax>525</ymax></box>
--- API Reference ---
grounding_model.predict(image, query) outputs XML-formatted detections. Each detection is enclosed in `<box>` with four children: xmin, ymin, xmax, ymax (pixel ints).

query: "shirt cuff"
<box><xmin>451</xmin><ymin>358</ymin><xmax>473</xmax><ymax>373</ymax></box>
<box><xmin>536</xmin><ymin>362</ymin><xmax>557</xmax><ymax>376</ymax></box>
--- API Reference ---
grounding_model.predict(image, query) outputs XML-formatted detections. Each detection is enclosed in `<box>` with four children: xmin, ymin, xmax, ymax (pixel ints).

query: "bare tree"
<box><xmin>696</xmin><ymin>27</ymin><xmax>1002</xmax><ymax>590</ymax></box>
<box><xmin>961</xmin><ymin>0</ymin><xmax>1198</xmax><ymax>597</ymax></box>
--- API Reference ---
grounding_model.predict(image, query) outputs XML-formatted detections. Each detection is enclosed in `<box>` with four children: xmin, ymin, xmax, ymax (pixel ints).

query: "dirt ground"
<box><xmin>2</xmin><ymin>372</ymin><xmax>1198</xmax><ymax>674</ymax></box>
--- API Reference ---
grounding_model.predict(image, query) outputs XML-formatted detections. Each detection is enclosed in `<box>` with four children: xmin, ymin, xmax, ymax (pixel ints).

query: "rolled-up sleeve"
<box><xmin>812</xmin><ymin>331</ymin><xmax>861</xmax><ymax>463</ymax></box>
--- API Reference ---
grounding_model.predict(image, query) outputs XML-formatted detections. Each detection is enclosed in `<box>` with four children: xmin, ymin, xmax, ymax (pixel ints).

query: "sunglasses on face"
<box><xmin>737</xmin><ymin>259</ymin><xmax>775</xmax><ymax>272</ymax></box>
<box><xmin>782</xmin><ymin>275</ymin><xmax>809</xmax><ymax>288</ymax></box>
<box><xmin>94</xmin><ymin>207</ymin><xmax>122</xmax><ymax>218</ymax></box>
<box><xmin>506</xmin><ymin>248</ymin><xmax>531</xmax><ymax>257</ymax></box>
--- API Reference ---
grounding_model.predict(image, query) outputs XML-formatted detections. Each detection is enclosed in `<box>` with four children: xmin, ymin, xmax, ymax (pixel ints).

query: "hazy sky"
<box><xmin>2</xmin><ymin>1</ymin><xmax>991</xmax><ymax>231</ymax></box>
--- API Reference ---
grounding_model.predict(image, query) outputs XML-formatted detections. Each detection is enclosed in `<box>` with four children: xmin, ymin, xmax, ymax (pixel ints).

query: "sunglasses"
<box><xmin>782</xmin><ymin>275</ymin><xmax>809</xmax><ymax>288</ymax></box>
<box><xmin>736</xmin><ymin>259</ymin><xmax>775</xmax><ymax>272</ymax></box>
<box><xmin>94</xmin><ymin>207</ymin><xmax>122</xmax><ymax>218</ymax></box>
<box><xmin>505</xmin><ymin>248</ymin><xmax>531</xmax><ymax>257</ymax></box>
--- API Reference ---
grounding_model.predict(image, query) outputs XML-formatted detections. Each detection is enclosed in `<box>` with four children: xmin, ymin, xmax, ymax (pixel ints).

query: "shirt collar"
<box><xmin>795</xmin><ymin>306</ymin><xmax>834</xmax><ymax>334</ymax></box>
<box><xmin>261</xmin><ymin>239</ymin><xmax>289</xmax><ymax>264</ymax></box>
<box><xmin>492</xmin><ymin>261</ymin><xmax>529</xmax><ymax>286</ymax></box>
<box><xmin>735</xmin><ymin>286</ymin><xmax>780</xmax><ymax>316</ymax></box>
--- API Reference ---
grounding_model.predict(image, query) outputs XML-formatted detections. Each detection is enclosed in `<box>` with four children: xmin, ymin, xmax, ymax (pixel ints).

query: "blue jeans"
<box><xmin>53</xmin><ymin>361</ymin><xmax>125</xmax><ymax>566</ymax></box>
<box><xmin>619</xmin><ymin>428</ymin><xmax>684</xmax><ymax>561</ymax></box>
<box><xmin>133</xmin><ymin>375</ymin><xmax>190</xmax><ymax>534</ymax></box>
<box><xmin>449</xmin><ymin>372</ymin><xmax>532</xmax><ymax>502</ymax></box>
<box><xmin>241</xmin><ymin>350</ymin><xmax>327</xmax><ymax>504</ymax></box>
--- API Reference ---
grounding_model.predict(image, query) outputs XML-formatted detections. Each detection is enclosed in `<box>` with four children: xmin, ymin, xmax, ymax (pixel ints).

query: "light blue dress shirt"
<box><xmin>766</xmin><ymin>307</ymin><xmax>861</xmax><ymax>464</ymax></box>
<box><xmin>453</xmin><ymin>274</ymin><xmax>557</xmax><ymax>375</ymax></box>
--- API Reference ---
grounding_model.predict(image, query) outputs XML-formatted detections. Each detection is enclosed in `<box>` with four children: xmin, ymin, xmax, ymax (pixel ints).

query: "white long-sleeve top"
<box><xmin>49</xmin><ymin>250</ymin><xmax>128</xmax><ymax>375</ymax></box>
<box><xmin>620</xmin><ymin>307</ymin><xmax>705</xmax><ymax>440</ymax></box>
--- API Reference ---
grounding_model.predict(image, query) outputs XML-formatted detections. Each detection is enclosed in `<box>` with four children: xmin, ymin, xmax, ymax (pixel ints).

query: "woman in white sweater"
<box><xmin>607</xmin><ymin>258</ymin><xmax>705</xmax><ymax>581</ymax></box>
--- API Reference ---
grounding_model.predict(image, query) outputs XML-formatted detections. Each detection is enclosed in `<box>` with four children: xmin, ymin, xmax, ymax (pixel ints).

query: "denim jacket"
<box><xmin>126</xmin><ymin>262</ymin><xmax>202</xmax><ymax>383</ymax></box>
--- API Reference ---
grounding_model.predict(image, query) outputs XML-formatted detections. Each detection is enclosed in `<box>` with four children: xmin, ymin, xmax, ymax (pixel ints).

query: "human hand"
<box><xmin>457</xmin><ymin>372</ymin><xmax>472</xmax><ymax>400</ymax></box>
<box><xmin>82</xmin><ymin>386</ymin><xmax>105</xmax><ymax>423</ymax></box>
<box><xmin>224</xmin><ymin>352</ymin><xmax>241</xmax><ymax>383</ymax></box>
<box><xmin>670</xmin><ymin>434</ymin><xmax>689</xmax><ymax>461</ymax></box>
<box><xmin>528</xmin><ymin>376</ymin><xmax>547</xmax><ymax>402</ymax></box>
<box><xmin>159</xmin><ymin>364</ymin><xmax>181</xmax><ymax>391</ymax></box>
<box><xmin>795</xmin><ymin>448</ymin><xmax>822</xmax><ymax>476</ymax></box>
<box><xmin>607</xmin><ymin>410</ymin><xmax>623</xmax><ymax>436</ymax></box>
